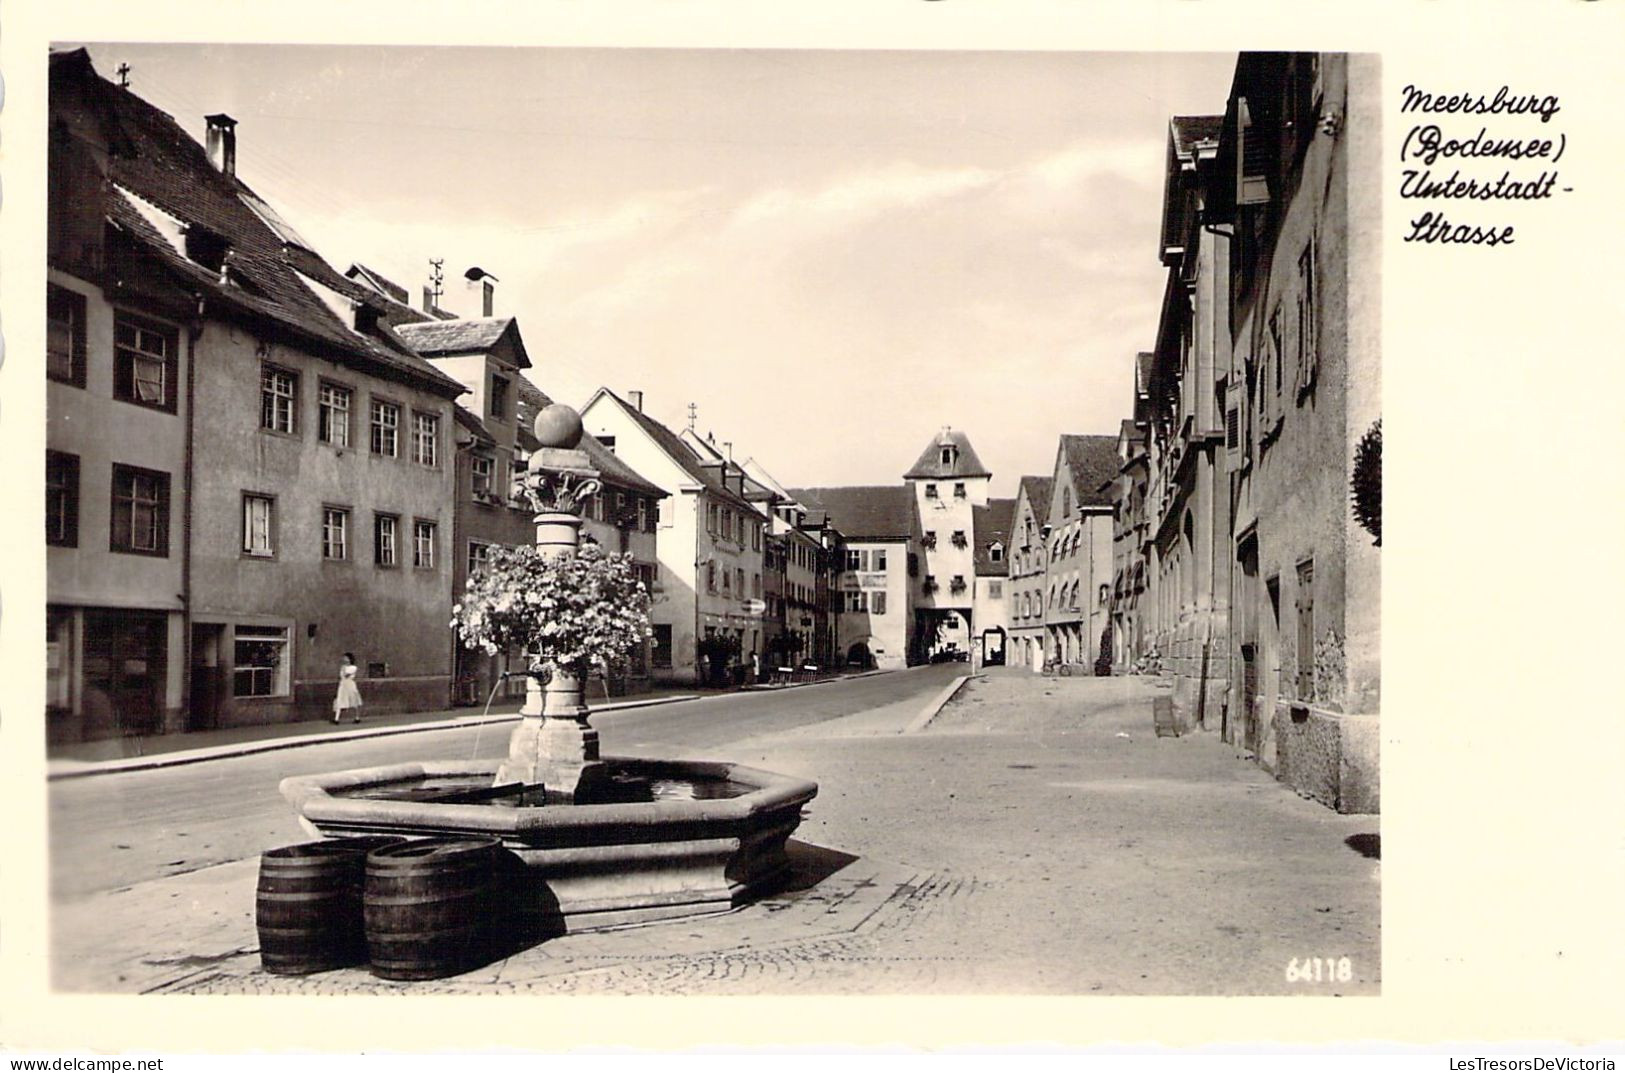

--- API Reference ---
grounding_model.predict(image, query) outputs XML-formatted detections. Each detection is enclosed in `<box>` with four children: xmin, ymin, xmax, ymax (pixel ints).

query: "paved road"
<box><xmin>47</xmin><ymin>664</ymin><xmax>959</xmax><ymax>901</ymax></box>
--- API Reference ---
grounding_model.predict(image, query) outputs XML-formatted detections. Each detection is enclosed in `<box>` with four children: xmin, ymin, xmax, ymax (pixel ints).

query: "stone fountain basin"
<box><xmin>280</xmin><ymin>757</ymin><xmax>818</xmax><ymax>933</ymax></box>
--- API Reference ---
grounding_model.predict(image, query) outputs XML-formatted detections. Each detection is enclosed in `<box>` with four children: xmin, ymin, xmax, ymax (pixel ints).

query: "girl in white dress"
<box><xmin>332</xmin><ymin>653</ymin><xmax>363</xmax><ymax>724</ymax></box>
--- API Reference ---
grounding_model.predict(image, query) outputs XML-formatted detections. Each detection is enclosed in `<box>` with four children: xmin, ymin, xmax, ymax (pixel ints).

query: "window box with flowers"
<box><xmin>921</xmin><ymin>531</ymin><xmax>937</xmax><ymax>550</ymax></box>
<box><xmin>950</xmin><ymin>576</ymin><xmax>967</xmax><ymax>595</ymax></box>
<box><xmin>922</xmin><ymin>576</ymin><xmax>939</xmax><ymax>596</ymax></box>
<box><xmin>950</xmin><ymin>530</ymin><xmax>967</xmax><ymax>549</ymax></box>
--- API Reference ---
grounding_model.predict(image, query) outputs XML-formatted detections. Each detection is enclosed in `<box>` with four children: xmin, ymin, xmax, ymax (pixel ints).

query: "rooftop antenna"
<box><xmin>115</xmin><ymin>63</ymin><xmax>132</xmax><ymax>88</ymax></box>
<box><xmin>687</xmin><ymin>403</ymin><xmax>698</xmax><ymax>433</ymax></box>
<box><xmin>428</xmin><ymin>258</ymin><xmax>445</xmax><ymax>307</ymax></box>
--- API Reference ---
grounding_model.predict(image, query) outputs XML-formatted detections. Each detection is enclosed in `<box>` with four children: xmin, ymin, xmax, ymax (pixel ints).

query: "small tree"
<box><xmin>451</xmin><ymin>542</ymin><xmax>651</xmax><ymax>678</ymax></box>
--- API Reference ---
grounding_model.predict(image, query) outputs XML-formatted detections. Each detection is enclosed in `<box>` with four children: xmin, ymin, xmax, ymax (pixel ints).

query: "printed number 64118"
<box><xmin>1286</xmin><ymin>956</ymin><xmax>1353</xmax><ymax>983</ymax></box>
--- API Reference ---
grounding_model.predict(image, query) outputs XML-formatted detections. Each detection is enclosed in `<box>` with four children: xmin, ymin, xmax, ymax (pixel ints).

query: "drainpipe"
<box><xmin>181</xmin><ymin>295</ymin><xmax>203</xmax><ymax>732</ymax></box>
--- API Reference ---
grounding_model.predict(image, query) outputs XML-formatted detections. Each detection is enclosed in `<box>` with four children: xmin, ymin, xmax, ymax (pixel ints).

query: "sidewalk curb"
<box><xmin>902</xmin><ymin>674</ymin><xmax>972</xmax><ymax>734</ymax></box>
<box><xmin>741</xmin><ymin>667</ymin><xmax>895</xmax><ymax>692</ymax></box>
<box><xmin>45</xmin><ymin>694</ymin><xmax>699</xmax><ymax>782</ymax></box>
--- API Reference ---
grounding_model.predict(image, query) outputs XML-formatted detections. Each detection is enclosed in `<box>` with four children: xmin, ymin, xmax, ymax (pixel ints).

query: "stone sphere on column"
<box><xmin>534</xmin><ymin>404</ymin><xmax>585</xmax><ymax>449</ymax></box>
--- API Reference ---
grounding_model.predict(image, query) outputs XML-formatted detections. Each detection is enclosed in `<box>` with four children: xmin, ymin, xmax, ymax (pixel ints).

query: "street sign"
<box><xmin>744</xmin><ymin>599</ymin><xmax>766</xmax><ymax>615</ymax></box>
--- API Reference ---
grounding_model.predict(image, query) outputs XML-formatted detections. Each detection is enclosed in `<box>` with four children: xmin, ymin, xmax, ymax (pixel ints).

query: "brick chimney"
<box><xmin>205</xmin><ymin>114</ymin><xmax>237</xmax><ymax>177</ymax></box>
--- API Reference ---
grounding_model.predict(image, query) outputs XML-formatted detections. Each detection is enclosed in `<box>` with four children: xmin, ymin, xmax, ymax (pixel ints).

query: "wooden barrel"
<box><xmin>364</xmin><ymin>836</ymin><xmax>501</xmax><ymax>981</ymax></box>
<box><xmin>256</xmin><ymin>836</ymin><xmax>406</xmax><ymax>975</ymax></box>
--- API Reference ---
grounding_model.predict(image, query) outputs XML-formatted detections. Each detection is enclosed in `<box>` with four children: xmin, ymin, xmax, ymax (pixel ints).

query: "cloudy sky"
<box><xmin>82</xmin><ymin>44</ymin><xmax>1235</xmax><ymax>497</ymax></box>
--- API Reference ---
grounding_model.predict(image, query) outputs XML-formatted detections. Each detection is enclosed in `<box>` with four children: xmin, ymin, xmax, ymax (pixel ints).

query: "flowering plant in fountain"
<box><xmin>451</xmin><ymin>541</ymin><xmax>652</xmax><ymax>676</ymax></box>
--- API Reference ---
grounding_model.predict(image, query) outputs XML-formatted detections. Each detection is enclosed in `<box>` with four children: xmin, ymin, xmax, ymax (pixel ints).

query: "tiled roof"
<box><xmin>788</xmin><ymin>486</ymin><xmax>915</xmax><ymax>541</ymax></box>
<box><xmin>1018</xmin><ymin>475</ymin><xmax>1054</xmax><ymax>518</ymax></box>
<box><xmin>1170</xmin><ymin>115</ymin><xmax>1224</xmax><ymax>160</ymax></box>
<box><xmin>347</xmin><ymin>263</ymin><xmax>409</xmax><ymax>305</ymax></box>
<box><xmin>52</xmin><ymin>50</ymin><xmax>464</xmax><ymax>400</ymax></box>
<box><xmin>973</xmin><ymin>498</ymin><xmax>1016</xmax><ymax>576</ymax></box>
<box><xmin>453</xmin><ymin>404</ymin><xmax>497</xmax><ymax>446</ymax></box>
<box><xmin>1059</xmin><ymin>434</ymin><xmax>1122</xmax><ymax>505</ymax></box>
<box><xmin>592</xmin><ymin>389</ymin><xmax>759</xmax><ymax>514</ymax></box>
<box><xmin>903</xmin><ymin>428</ymin><xmax>992</xmax><ymax>480</ymax></box>
<box><xmin>393</xmin><ymin>317</ymin><xmax>531</xmax><ymax>369</ymax></box>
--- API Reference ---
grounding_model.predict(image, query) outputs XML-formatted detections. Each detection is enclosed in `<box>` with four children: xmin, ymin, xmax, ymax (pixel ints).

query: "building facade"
<box><xmin>580</xmin><ymin>389</ymin><xmax>767</xmax><ymax>686</ymax></box>
<box><xmin>47</xmin><ymin>51</ymin><xmax>470</xmax><ymax>742</ymax></box>
<box><xmin>971</xmin><ymin>498</ymin><xmax>1015</xmax><ymax>666</ymax></box>
<box><xmin>1040</xmin><ymin>435</ymin><xmax>1118</xmax><ymax>673</ymax></box>
<box><xmin>1006</xmin><ymin>476</ymin><xmax>1053</xmax><ymax>673</ymax></box>
<box><xmin>904</xmin><ymin>429</ymin><xmax>991</xmax><ymax>662</ymax></box>
<box><xmin>787</xmin><ymin>486</ymin><xmax>915</xmax><ymax>671</ymax></box>
<box><xmin>1216</xmin><ymin>53</ymin><xmax>1380</xmax><ymax>811</ymax></box>
<box><xmin>1141</xmin><ymin>115</ymin><xmax>1234</xmax><ymax>731</ymax></box>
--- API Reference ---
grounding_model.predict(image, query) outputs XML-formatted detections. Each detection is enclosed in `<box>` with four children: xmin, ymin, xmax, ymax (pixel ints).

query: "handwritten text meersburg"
<box><xmin>1399</xmin><ymin>84</ymin><xmax>1566</xmax><ymax>248</ymax></box>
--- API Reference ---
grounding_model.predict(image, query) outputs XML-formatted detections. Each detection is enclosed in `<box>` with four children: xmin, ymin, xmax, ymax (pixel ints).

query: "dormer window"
<box><xmin>990</xmin><ymin>543</ymin><xmax>1004</xmax><ymax>563</ymax></box>
<box><xmin>184</xmin><ymin>224</ymin><xmax>230</xmax><ymax>274</ymax></box>
<box><xmin>940</xmin><ymin>446</ymin><xmax>956</xmax><ymax>467</ymax></box>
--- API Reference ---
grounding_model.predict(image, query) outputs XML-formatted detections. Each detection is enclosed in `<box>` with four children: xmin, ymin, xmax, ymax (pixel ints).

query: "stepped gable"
<box><xmin>788</xmin><ymin>486</ymin><xmax>915</xmax><ymax>541</ymax></box>
<box><xmin>1060</xmin><ymin>434</ymin><xmax>1122</xmax><ymax>507</ymax></box>
<box><xmin>902</xmin><ymin>428</ymin><xmax>992</xmax><ymax>480</ymax></box>
<box><xmin>51</xmin><ymin>49</ymin><xmax>463</xmax><ymax>399</ymax></box>
<box><xmin>973</xmin><ymin>498</ymin><xmax>1016</xmax><ymax>576</ymax></box>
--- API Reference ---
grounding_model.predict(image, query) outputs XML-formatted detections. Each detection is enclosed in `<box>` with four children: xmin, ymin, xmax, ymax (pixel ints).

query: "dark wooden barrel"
<box><xmin>364</xmin><ymin>836</ymin><xmax>501</xmax><ymax>981</ymax></box>
<box><xmin>256</xmin><ymin>836</ymin><xmax>406</xmax><ymax>975</ymax></box>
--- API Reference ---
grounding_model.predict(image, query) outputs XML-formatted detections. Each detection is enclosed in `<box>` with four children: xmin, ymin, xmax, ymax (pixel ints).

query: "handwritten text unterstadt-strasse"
<box><xmin>1398</xmin><ymin>84</ymin><xmax>1569</xmax><ymax>248</ymax></box>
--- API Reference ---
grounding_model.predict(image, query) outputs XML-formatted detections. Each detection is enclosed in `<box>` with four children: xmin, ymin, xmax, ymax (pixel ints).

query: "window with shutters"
<box><xmin>1295</xmin><ymin>559</ymin><xmax>1315</xmax><ymax>700</ymax></box>
<box><xmin>1296</xmin><ymin>240</ymin><xmax>1318</xmax><ymax>400</ymax></box>
<box><xmin>1236</xmin><ymin>96</ymin><xmax>1271</xmax><ymax>206</ymax></box>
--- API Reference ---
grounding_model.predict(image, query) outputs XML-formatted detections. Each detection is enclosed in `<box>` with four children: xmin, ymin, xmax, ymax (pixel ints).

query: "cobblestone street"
<box><xmin>54</xmin><ymin>670</ymin><xmax>1378</xmax><ymax>996</ymax></box>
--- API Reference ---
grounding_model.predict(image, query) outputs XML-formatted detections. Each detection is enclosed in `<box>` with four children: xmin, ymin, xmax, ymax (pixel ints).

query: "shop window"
<box><xmin>233</xmin><ymin>625</ymin><xmax>290</xmax><ymax>698</ymax></box>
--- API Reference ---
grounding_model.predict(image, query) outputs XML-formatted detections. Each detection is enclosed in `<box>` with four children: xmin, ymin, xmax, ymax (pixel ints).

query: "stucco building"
<box><xmin>788</xmin><ymin>486</ymin><xmax>915</xmax><ymax>671</ymax></box>
<box><xmin>580</xmin><ymin>389</ymin><xmax>768</xmax><ymax>686</ymax></box>
<box><xmin>1007</xmin><ymin>476</ymin><xmax>1053</xmax><ymax>673</ymax></box>
<box><xmin>971</xmin><ymin>498</ymin><xmax>1015</xmax><ymax>665</ymax></box>
<box><xmin>1040</xmin><ymin>435</ymin><xmax>1119</xmax><ymax>673</ymax></box>
<box><xmin>1141</xmin><ymin>114</ymin><xmax>1233</xmax><ymax>731</ymax></box>
<box><xmin>904</xmin><ymin>429</ymin><xmax>991</xmax><ymax>662</ymax></box>
<box><xmin>1215</xmin><ymin>53</ymin><xmax>1380</xmax><ymax>811</ymax></box>
<box><xmin>47</xmin><ymin>50</ymin><xmax>469</xmax><ymax>740</ymax></box>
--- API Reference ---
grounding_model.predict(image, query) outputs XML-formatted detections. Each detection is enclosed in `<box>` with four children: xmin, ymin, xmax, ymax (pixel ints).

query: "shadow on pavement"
<box><xmin>1345</xmin><ymin>833</ymin><xmax>1380</xmax><ymax>859</ymax></box>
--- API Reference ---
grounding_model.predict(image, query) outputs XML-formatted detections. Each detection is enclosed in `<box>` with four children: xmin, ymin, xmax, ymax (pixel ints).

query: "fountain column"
<box><xmin>494</xmin><ymin>404</ymin><xmax>607</xmax><ymax>802</ymax></box>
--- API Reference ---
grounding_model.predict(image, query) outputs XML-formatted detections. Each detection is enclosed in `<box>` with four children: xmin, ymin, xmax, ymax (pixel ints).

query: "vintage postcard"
<box><xmin>2</xmin><ymin>0</ymin><xmax>1621</xmax><ymax>1058</ymax></box>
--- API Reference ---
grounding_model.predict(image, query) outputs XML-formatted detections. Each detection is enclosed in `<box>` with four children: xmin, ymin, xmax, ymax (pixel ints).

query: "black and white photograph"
<box><xmin>3</xmin><ymin>0</ymin><xmax>1623</xmax><ymax>1060</ymax></box>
